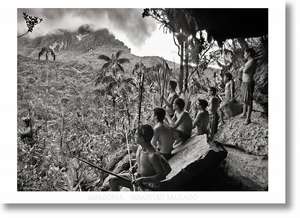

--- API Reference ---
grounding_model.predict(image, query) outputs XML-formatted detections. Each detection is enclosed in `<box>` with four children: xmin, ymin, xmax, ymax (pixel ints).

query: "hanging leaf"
<box><xmin>98</xmin><ymin>55</ymin><xmax>111</xmax><ymax>62</ymax></box>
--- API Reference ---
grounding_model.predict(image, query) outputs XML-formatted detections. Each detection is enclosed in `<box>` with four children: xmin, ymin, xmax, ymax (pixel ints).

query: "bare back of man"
<box><xmin>152</xmin><ymin>123</ymin><xmax>175</xmax><ymax>156</ymax></box>
<box><xmin>175</xmin><ymin>111</ymin><xmax>193</xmax><ymax>137</ymax></box>
<box><xmin>136</xmin><ymin>146</ymin><xmax>157</xmax><ymax>176</ymax></box>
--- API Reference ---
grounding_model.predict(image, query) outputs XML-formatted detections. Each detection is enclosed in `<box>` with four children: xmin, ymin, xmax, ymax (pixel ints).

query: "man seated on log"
<box><xmin>166</xmin><ymin>98</ymin><xmax>193</xmax><ymax>145</ymax></box>
<box><xmin>162</xmin><ymin>80</ymin><xmax>179</xmax><ymax>118</ymax></box>
<box><xmin>192</xmin><ymin>99</ymin><xmax>209</xmax><ymax>136</ymax></box>
<box><xmin>151</xmin><ymin>108</ymin><xmax>175</xmax><ymax>160</ymax></box>
<box><xmin>109</xmin><ymin>124</ymin><xmax>171</xmax><ymax>191</ymax></box>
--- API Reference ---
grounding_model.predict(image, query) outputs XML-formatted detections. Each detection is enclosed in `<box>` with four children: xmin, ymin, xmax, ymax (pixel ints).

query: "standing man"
<box><xmin>239</xmin><ymin>48</ymin><xmax>257</xmax><ymax>125</ymax></box>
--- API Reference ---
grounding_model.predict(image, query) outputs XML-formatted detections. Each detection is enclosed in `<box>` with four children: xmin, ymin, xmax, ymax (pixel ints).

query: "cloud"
<box><xmin>17</xmin><ymin>8</ymin><xmax>157</xmax><ymax>46</ymax></box>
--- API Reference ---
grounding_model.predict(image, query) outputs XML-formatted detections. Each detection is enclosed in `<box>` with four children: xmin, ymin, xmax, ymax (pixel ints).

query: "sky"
<box><xmin>17</xmin><ymin>8</ymin><xmax>180</xmax><ymax>63</ymax></box>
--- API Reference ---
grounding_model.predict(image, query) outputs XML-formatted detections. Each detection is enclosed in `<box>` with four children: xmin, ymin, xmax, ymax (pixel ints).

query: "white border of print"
<box><xmin>0</xmin><ymin>0</ymin><xmax>285</xmax><ymax>204</ymax></box>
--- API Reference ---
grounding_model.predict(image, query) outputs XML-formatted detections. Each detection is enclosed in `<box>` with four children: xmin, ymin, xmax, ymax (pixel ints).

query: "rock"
<box><xmin>222</xmin><ymin>146</ymin><xmax>268</xmax><ymax>190</ymax></box>
<box><xmin>253</xmin><ymin>100</ymin><xmax>267</xmax><ymax>114</ymax></box>
<box><xmin>253</xmin><ymin>63</ymin><xmax>268</xmax><ymax>113</ymax></box>
<box><xmin>160</xmin><ymin>135</ymin><xmax>227</xmax><ymax>190</ymax></box>
<box><xmin>214</xmin><ymin>112</ymin><xmax>268</xmax><ymax>190</ymax></box>
<box><xmin>222</xmin><ymin>100</ymin><xmax>243</xmax><ymax>118</ymax></box>
<box><xmin>215</xmin><ymin>115</ymin><xmax>268</xmax><ymax>156</ymax></box>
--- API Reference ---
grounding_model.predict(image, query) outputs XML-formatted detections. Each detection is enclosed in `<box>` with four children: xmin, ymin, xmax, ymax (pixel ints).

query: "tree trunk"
<box><xmin>138</xmin><ymin>73</ymin><xmax>145</xmax><ymax>127</ymax></box>
<box><xmin>178</xmin><ymin>41</ymin><xmax>184</xmax><ymax>94</ymax></box>
<box><xmin>60</xmin><ymin>111</ymin><xmax>65</xmax><ymax>150</ymax></box>
<box><xmin>184</xmin><ymin>41</ymin><xmax>189</xmax><ymax>93</ymax></box>
<box><xmin>125</xmin><ymin>100</ymin><xmax>131</xmax><ymax>129</ymax></box>
<box><xmin>112</xmin><ymin>96</ymin><xmax>116</xmax><ymax>130</ymax></box>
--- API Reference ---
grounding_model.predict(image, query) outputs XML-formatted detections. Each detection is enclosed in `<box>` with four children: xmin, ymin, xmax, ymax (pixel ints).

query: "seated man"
<box><xmin>151</xmin><ymin>108</ymin><xmax>175</xmax><ymax>160</ymax></box>
<box><xmin>109</xmin><ymin>124</ymin><xmax>171</xmax><ymax>191</ymax></box>
<box><xmin>193</xmin><ymin>99</ymin><xmax>209</xmax><ymax>136</ymax></box>
<box><xmin>166</xmin><ymin>98</ymin><xmax>193</xmax><ymax>144</ymax></box>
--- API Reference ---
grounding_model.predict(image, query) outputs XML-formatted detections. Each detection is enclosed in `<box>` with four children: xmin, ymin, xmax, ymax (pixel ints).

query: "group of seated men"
<box><xmin>109</xmin><ymin>80</ymin><xmax>223</xmax><ymax>191</ymax></box>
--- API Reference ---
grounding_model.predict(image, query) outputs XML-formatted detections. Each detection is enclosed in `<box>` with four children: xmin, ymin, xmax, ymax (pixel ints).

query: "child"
<box><xmin>219</xmin><ymin>72</ymin><xmax>235</xmax><ymax>124</ymax></box>
<box><xmin>193</xmin><ymin>99</ymin><xmax>209</xmax><ymax>136</ymax></box>
<box><xmin>208</xmin><ymin>87</ymin><xmax>220</xmax><ymax>141</ymax></box>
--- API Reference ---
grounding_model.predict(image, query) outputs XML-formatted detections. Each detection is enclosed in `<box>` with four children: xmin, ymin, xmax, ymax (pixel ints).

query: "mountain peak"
<box><xmin>18</xmin><ymin>26</ymin><xmax>130</xmax><ymax>57</ymax></box>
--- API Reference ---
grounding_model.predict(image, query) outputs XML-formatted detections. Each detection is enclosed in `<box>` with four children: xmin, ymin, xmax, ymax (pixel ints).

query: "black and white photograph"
<box><xmin>16</xmin><ymin>8</ymin><xmax>269</xmax><ymax>193</ymax></box>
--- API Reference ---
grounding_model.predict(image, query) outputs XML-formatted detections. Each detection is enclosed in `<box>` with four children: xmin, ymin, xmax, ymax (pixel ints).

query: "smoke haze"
<box><xmin>17</xmin><ymin>8</ymin><xmax>157</xmax><ymax>46</ymax></box>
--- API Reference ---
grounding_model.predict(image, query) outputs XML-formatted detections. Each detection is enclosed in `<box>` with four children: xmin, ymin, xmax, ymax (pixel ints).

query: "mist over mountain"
<box><xmin>17</xmin><ymin>8</ymin><xmax>157</xmax><ymax>47</ymax></box>
<box><xmin>18</xmin><ymin>25</ymin><xmax>130</xmax><ymax>56</ymax></box>
<box><xmin>18</xmin><ymin>24</ymin><xmax>179</xmax><ymax>72</ymax></box>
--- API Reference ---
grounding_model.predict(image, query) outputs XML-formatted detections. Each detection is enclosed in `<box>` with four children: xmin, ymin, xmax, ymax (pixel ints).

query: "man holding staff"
<box><xmin>109</xmin><ymin>125</ymin><xmax>171</xmax><ymax>191</ymax></box>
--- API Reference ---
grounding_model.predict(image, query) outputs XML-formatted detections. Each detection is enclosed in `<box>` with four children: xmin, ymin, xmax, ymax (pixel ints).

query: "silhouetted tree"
<box><xmin>18</xmin><ymin>12</ymin><xmax>43</xmax><ymax>38</ymax></box>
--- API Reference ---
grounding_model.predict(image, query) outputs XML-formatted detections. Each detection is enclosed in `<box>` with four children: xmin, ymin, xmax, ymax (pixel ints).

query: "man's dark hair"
<box><xmin>174</xmin><ymin>98</ymin><xmax>185</xmax><ymax>110</ymax></box>
<box><xmin>198</xmin><ymin>99</ymin><xmax>208</xmax><ymax>109</ymax></box>
<box><xmin>245</xmin><ymin>48</ymin><xmax>256</xmax><ymax>58</ymax></box>
<box><xmin>137</xmin><ymin>124</ymin><xmax>154</xmax><ymax>143</ymax></box>
<box><xmin>154</xmin><ymin>107</ymin><xmax>166</xmax><ymax>122</ymax></box>
<box><xmin>225</xmin><ymin>72</ymin><xmax>233</xmax><ymax>81</ymax></box>
<box><xmin>209</xmin><ymin>87</ymin><xmax>217</xmax><ymax>95</ymax></box>
<box><xmin>169</xmin><ymin>80</ymin><xmax>177</xmax><ymax>90</ymax></box>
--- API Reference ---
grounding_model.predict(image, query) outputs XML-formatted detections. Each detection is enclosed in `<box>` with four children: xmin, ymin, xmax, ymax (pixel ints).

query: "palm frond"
<box><xmin>101</xmin><ymin>62</ymin><xmax>110</xmax><ymax>70</ymax></box>
<box><xmin>118</xmin><ymin>58</ymin><xmax>130</xmax><ymax>64</ymax></box>
<box><xmin>98</xmin><ymin>55</ymin><xmax>111</xmax><ymax>62</ymax></box>
<box><xmin>115</xmin><ymin>50</ymin><xmax>123</xmax><ymax>59</ymax></box>
<box><xmin>163</xmin><ymin>60</ymin><xmax>171</xmax><ymax>72</ymax></box>
<box><xmin>117</xmin><ymin>64</ymin><xmax>125</xmax><ymax>72</ymax></box>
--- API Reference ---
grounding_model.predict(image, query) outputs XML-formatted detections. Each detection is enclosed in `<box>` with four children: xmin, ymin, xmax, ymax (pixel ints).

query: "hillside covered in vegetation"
<box><xmin>17</xmin><ymin>9</ymin><xmax>268</xmax><ymax>191</ymax></box>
